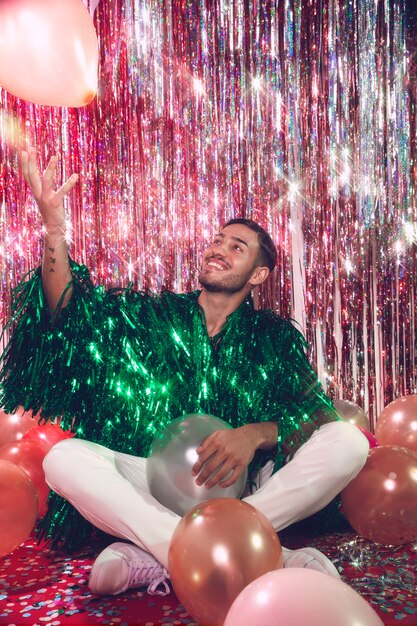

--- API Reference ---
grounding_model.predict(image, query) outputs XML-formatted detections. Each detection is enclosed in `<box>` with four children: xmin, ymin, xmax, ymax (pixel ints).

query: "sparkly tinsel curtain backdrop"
<box><xmin>0</xmin><ymin>0</ymin><xmax>415</xmax><ymax>425</ymax></box>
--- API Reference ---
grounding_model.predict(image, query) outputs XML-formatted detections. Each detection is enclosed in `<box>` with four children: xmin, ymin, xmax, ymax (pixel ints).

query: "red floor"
<box><xmin>0</xmin><ymin>529</ymin><xmax>416</xmax><ymax>625</ymax></box>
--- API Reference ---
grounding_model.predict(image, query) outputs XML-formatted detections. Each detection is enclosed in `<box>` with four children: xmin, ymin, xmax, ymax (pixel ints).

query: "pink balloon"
<box><xmin>0</xmin><ymin>407</ymin><xmax>38</xmax><ymax>448</ymax></box>
<box><xmin>0</xmin><ymin>0</ymin><xmax>98</xmax><ymax>107</ymax></box>
<box><xmin>357</xmin><ymin>427</ymin><xmax>379</xmax><ymax>449</ymax></box>
<box><xmin>0</xmin><ymin>459</ymin><xmax>38</xmax><ymax>558</ymax></box>
<box><xmin>224</xmin><ymin>569</ymin><xmax>384</xmax><ymax>626</ymax></box>
<box><xmin>375</xmin><ymin>395</ymin><xmax>417</xmax><ymax>453</ymax></box>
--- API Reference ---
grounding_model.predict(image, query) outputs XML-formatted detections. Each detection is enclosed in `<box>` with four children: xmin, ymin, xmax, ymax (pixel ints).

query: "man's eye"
<box><xmin>234</xmin><ymin>244</ymin><xmax>242</xmax><ymax>251</ymax></box>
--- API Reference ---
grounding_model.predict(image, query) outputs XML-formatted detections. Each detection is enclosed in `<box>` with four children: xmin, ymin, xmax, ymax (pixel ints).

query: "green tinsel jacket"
<box><xmin>0</xmin><ymin>261</ymin><xmax>339</xmax><ymax>547</ymax></box>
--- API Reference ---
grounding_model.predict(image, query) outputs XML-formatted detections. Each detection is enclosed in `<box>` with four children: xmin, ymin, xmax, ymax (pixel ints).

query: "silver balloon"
<box><xmin>146</xmin><ymin>413</ymin><xmax>248</xmax><ymax>516</ymax></box>
<box><xmin>333</xmin><ymin>399</ymin><xmax>370</xmax><ymax>429</ymax></box>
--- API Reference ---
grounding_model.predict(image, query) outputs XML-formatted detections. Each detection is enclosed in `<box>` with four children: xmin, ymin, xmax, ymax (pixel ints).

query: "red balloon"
<box><xmin>0</xmin><ymin>440</ymin><xmax>49</xmax><ymax>518</ymax></box>
<box><xmin>22</xmin><ymin>422</ymin><xmax>75</xmax><ymax>453</ymax></box>
<box><xmin>357</xmin><ymin>427</ymin><xmax>379</xmax><ymax>449</ymax></box>
<box><xmin>0</xmin><ymin>459</ymin><xmax>38</xmax><ymax>558</ymax></box>
<box><xmin>375</xmin><ymin>395</ymin><xmax>417</xmax><ymax>453</ymax></box>
<box><xmin>168</xmin><ymin>498</ymin><xmax>283</xmax><ymax>625</ymax></box>
<box><xmin>0</xmin><ymin>0</ymin><xmax>98</xmax><ymax>107</ymax></box>
<box><xmin>341</xmin><ymin>445</ymin><xmax>417</xmax><ymax>545</ymax></box>
<box><xmin>0</xmin><ymin>407</ymin><xmax>38</xmax><ymax>448</ymax></box>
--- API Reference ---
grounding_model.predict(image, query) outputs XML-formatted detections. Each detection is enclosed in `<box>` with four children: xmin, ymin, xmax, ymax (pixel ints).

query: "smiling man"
<box><xmin>0</xmin><ymin>150</ymin><xmax>369</xmax><ymax>597</ymax></box>
<box><xmin>199</xmin><ymin>224</ymin><xmax>270</xmax><ymax>295</ymax></box>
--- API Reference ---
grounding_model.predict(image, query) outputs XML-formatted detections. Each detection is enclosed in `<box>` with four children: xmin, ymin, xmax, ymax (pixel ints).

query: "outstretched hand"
<box><xmin>22</xmin><ymin>148</ymin><xmax>78</xmax><ymax>231</ymax></box>
<box><xmin>191</xmin><ymin>425</ymin><xmax>259</xmax><ymax>489</ymax></box>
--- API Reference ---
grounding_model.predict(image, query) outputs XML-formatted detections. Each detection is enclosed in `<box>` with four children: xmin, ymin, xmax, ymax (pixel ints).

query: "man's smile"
<box><xmin>205</xmin><ymin>257</ymin><xmax>230</xmax><ymax>271</ymax></box>
<box><xmin>207</xmin><ymin>261</ymin><xmax>226</xmax><ymax>270</ymax></box>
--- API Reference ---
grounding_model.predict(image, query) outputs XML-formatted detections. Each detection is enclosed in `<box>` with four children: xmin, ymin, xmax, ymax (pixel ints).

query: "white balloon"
<box><xmin>146</xmin><ymin>414</ymin><xmax>248</xmax><ymax>516</ymax></box>
<box><xmin>333</xmin><ymin>399</ymin><xmax>369</xmax><ymax>429</ymax></box>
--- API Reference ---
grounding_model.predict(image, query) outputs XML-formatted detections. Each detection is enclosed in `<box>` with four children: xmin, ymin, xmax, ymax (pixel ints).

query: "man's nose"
<box><xmin>214</xmin><ymin>241</ymin><xmax>228</xmax><ymax>255</ymax></box>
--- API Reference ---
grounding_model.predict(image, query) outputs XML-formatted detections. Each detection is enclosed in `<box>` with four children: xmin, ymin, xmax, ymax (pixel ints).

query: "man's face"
<box><xmin>199</xmin><ymin>223</ymin><xmax>263</xmax><ymax>293</ymax></box>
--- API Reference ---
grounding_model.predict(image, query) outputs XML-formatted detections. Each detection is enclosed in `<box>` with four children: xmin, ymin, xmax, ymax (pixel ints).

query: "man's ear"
<box><xmin>249</xmin><ymin>266</ymin><xmax>270</xmax><ymax>286</ymax></box>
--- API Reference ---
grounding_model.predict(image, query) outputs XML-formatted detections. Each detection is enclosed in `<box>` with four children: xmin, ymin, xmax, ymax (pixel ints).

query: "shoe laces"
<box><xmin>127</xmin><ymin>559</ymin><xmax>170</xmax><ymax>596</ymax></box>
<box><xmin>147</xmin><ymin>568</ymin><xmax>170</xmax><ymax>596</ymax></box>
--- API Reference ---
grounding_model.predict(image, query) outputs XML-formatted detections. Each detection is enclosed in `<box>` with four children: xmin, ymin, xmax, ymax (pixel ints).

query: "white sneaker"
<box><xmin>88</xmin><ymin>542</ymin><xmax>170</xmax><ymax>596</ymax></box>
<box><xmin>282</xmin><ymin>546</ymin><xmax>341</xmax><ymax>578</ymax></box>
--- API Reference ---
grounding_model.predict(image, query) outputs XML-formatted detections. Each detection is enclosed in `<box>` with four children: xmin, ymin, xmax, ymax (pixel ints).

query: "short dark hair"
<box><xmin>223</xmin><ymin>218</ymin><xmax>277</xmax><ymax>272</ymax></box>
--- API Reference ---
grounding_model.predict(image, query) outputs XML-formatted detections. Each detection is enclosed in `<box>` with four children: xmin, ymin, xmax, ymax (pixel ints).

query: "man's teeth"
<box><xmin>208</xmin><ymin>261</ymin><xmax>225</xmax><ymax>270</ymax></box>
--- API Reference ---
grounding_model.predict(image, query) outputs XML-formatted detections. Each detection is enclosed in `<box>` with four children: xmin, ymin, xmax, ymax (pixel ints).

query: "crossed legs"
<box><xmin>43</xmin><ymin>421</ymin><xmax>369</xmax><ymax>569</ymax></box>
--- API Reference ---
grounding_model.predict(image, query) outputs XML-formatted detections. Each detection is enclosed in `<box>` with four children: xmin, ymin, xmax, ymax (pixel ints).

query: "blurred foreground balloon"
<box><xmin>375</xmin><ymin>395</ymin><xmax>417</xmax><ymax>453</ymax></box>
<box><xmin>0</xmin><ymin>407</ymin><xmax>37</xmax><ymax>448</ymax></box>
<box><xmin>224</xmin><ymin>568</ymin><xmax>384</xmax><ymax>626</ymax></box>
<box><xmin>168</xmin><ymin>498</ymin><xmax>282</xmax><ymax>625</ymax></box>
<box><xmin>333</xmin><ymin>399</ymin><xmax>369</xmax><ymax>429</ymax></box>
<box><xmin>22</xmin><ymin>422</ymin><xmax>75</xmax><ymax>453</ymax></box>
<box><xmin>147</xmin><ymin>414</ymin><xmax>247</xmax><ymax>515</ymax></box>
<box><xmin>0</xmin><ymin>460</ymin><xmax>38</xmax><ymax>558</ymax></box>
<box><xmin>0</xmin><ymin>440</ymin><xmax>50</xmax><ymax>517</ymax></box>
<box><xmin>341</xmin><ymin>445</ymin><xmax>417</xmax><ymax>545</ymax></box>
<box><xmin>0</xmin><ymin>0</ymin><xmax>98</xmax><ymax>107</ymax></box>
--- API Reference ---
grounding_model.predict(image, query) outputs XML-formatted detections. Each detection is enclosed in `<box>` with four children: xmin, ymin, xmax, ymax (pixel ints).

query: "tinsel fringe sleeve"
<box><xmin>0</xmin><ymin>262</ymin><xmax>124</xmax><ymax>549</ymax></box>
<box><xmin>0</xmin><ymin>261</ymin><xmax>99</xmax><ymax>424</ymax></box>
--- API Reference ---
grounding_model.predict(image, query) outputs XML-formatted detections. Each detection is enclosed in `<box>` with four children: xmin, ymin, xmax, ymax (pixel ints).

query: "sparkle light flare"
<box><xmin>0</xmin><ymin>0</ymin><xmax>415</xmax><ymax>426</ymax></box>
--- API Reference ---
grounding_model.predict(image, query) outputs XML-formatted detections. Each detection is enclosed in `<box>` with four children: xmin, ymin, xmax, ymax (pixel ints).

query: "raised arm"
<box><xmin>22</xmin><ymin>148</ymin><xmax>79</xmax><ymax>317</ymax></box>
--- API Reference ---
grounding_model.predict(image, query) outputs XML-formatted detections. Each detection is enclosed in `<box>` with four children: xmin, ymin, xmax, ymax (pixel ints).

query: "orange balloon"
<box><xmin>0</xmin><ymin>407</ymin><xmax>38</xmax><ymax>448</ymax></box>
<box><xmin>341</xmin><ymin>445</ymin><xmax>417</xmax><ymax>545</ymax></box>
<box><xmin>375</xmin><ymin>395</ymin><xmax>417</xmax><ymax>453</ymax></box>
<box><xmin>0</xmin><ymin>459</ymin><xmax>38</xmax><ymax>558</ymax></box>
<box><xmin>168</xmin><ymin>498</ymin><xmax>283</xmax><ymax>625</ymax></box>
<box><xmin>0</xmin><ymin>0</ymin><xmax>98</xmax><ymax>107</ymax></box>
<box><xmin>0</xmin><ymin>440</ymin><xmax>50</xmax><ymax>518</ymax></box>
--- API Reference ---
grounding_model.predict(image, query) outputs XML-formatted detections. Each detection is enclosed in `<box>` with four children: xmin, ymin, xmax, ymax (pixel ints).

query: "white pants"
<box><xmin>43</xmin><ymin>421</ymin><xmax>368</xmax><ymax>568</ymax></box>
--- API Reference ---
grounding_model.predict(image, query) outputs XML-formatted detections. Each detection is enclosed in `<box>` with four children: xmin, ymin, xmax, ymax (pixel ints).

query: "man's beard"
<box><xmin>198</xmin><ymin>267</ymin><xmax>254</xmax><ymax>294</ymax></box>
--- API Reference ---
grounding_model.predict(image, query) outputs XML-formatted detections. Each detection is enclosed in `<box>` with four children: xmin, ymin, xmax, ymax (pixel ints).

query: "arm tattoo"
<box><xmin>46</xmin><ymin>247</ymin><xmax>56</xmax><ymax>270</ymax></box>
